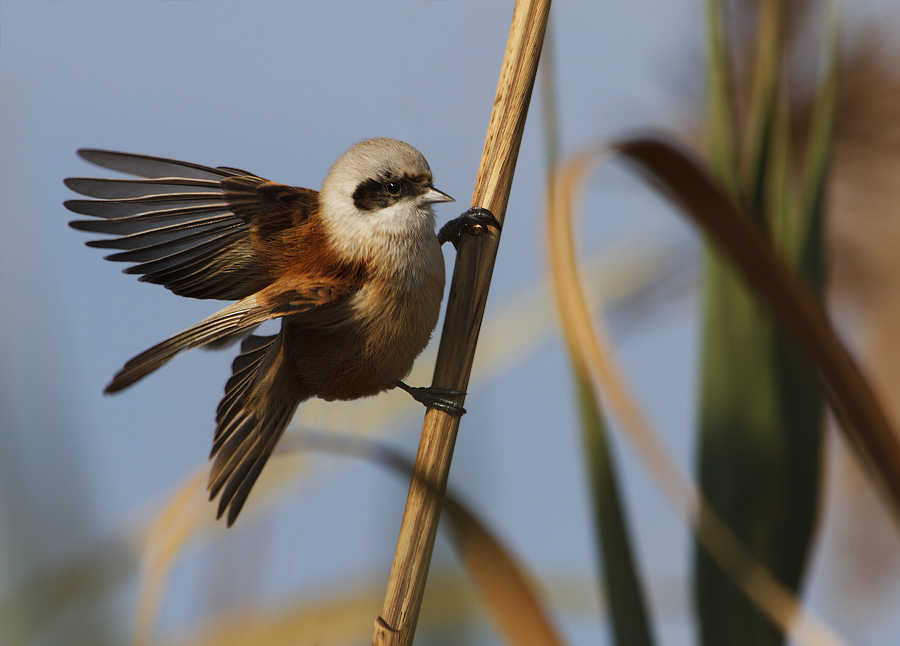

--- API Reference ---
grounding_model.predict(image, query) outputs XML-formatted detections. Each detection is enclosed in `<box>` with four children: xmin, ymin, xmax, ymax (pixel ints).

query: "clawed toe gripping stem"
<box><xmin>437</xmin><ymin>206</ymin><xmax>501</xmax><ymax>249</ymax></box>
<box><xmin>393</xmin><ymin>381</ymin><xmax>466</xmax><ymax>416</ymax></box>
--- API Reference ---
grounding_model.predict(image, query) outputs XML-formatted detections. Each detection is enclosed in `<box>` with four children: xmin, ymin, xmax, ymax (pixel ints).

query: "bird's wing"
<box><xmin>65</xmin><ymin>149</ymin><xmax>316</xmax><ymax>301</ymax></box>
<box><xmin>208</xmin><ymin>333</ymin><xmax>299</xmax><ymax>525</ymax></box>
<box><xmin>105</xmin><ymin>278</ymin><xmax>357</xmax><ymax>393</ymax></box>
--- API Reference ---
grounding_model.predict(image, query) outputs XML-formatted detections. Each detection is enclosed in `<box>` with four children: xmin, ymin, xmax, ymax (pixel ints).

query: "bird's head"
<box><xmin>319</xmin><ymin>138</ymin><xmax>454</xmax><ymax>260</ymax></box>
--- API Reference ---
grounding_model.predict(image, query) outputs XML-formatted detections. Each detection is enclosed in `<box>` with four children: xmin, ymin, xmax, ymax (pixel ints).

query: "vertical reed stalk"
<box><xmin>372</xmin><ymin>1</ymin><xmax>552</xmax><ymax>644</ymax></box>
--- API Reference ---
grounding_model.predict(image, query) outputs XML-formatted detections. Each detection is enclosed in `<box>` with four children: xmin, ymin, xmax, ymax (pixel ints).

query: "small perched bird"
<box><xmin>66</xmin><ymin>138</ymin><xmax>498</xmax><ymax>525</ymax></box>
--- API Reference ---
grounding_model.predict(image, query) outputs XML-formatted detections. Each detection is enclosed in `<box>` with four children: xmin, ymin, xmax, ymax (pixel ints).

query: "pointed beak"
<box><xmin>421</xmin><ymin>186</ymin><xmax>455</xmax><ymax>205</ymax></box>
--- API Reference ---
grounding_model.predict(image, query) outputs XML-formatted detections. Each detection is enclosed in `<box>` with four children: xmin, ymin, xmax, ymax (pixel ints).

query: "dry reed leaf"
<box><xmin>547</xmin><ymin>144</ymin><xmax>846</xmax><ymax>646</ymax></box>
<box><xmin>614</xmin><ymin>135</ymin><xmax>900</xmax><ymax>516</ymax></box>
<box><xmin>135</xmin><ymin>468</ymin><xmax>209</xmax><ymax>646</ymax></box>
<box><xmin>441</xmin><ymin>498</ymin><xmax>564</xmax><ymax>646</ymax></box>
<box><xmin>136</xmin><ymin>429</ymin><xmax>563</xmax><ymax>646</ymax></box>
<box><xmin>293</xmin><ymin>432</ymin><xmax>565</xmax><ymax>646</ymax></box>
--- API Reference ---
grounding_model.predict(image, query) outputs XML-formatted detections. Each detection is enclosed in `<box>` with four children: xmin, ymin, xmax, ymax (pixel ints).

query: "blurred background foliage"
<box><xmin>695</xmin><ymin>1</ymin><xmax>831</xmax><ymax>644</ymax></box>
<box><xmin>4</xmin><ymin>0</ymin><xmax>900</xmax><ymax>644</ymax></box>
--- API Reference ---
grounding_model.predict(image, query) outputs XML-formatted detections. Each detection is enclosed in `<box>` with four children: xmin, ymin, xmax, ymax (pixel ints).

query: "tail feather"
<box><xmin>207</xmin><ymin>333</ymin><xmax>304</xmax><ymax>526</ymax></box>
<box><xmin>105</xmin><ymin>296</ymin><xmax>270</xmax><ymax>393</ymax></box>
<box><xmin>216</xmin><ymin>408</ymin><xmax>294</xmax><ymax>526</ymax></box>
<box><xmin>213</xmin><ymin>335</ymin><xmax>276</xmax><ymax>454</ymax></box>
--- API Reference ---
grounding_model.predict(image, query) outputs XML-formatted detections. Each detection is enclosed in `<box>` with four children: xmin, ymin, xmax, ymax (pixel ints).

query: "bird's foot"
<box><xmin>393</xmin><ymin>381</ymin><xmax>466</xmax><ymax>416</ymax></box>
<box><xmin>438</xmin><ymin>207</ymin><xmax>501</xmax><ymax>249</ymax></box>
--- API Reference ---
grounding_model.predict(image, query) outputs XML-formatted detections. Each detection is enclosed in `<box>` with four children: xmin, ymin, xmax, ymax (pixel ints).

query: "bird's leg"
<box><xmin>393</xmin><ymin>381</ymin><xmax>467</xmax><ymax>416</ymax></box>
<box><xmin>437</xmin><ymin>207</ymin><xmax>501</xmax><ymax>250</ymax></box>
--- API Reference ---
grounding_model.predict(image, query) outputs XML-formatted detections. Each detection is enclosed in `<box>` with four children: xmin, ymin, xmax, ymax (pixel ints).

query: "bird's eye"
<box><xmin>384</xmin><ymin>180</ymin><xmax>402</xmax><ymax>196</ymax></box>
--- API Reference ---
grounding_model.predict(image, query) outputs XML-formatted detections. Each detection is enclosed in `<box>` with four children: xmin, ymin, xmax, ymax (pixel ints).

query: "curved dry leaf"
<box><xmin>614</xmin><ymin>135</ymin><xmax>900</xmax><ymax>521</ymax></box>
<box><xmin>135</xmin><ymin>468</ymin><xmax>209</xmax><ymax>646</ymax></box>
<box><xmin>441</xmin><ymin>499</ymin><xmax>564</xmax><ymax>646</ymax></box>
<box><xmin>293</xmin><ymin>432</ymin><xmax>565</xmax><ymax>646</ymax></box>
<box><xmin>547</xmin><ymin>142</ymin><xmax>846</xmax><ymax>646</ymax></box>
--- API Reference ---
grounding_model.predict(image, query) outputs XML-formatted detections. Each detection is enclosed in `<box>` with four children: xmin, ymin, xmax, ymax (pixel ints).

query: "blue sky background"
<box><xmin>1</xmin><ymin>1</ymin><xmax>899</xmax><ymax>645</ymax></box>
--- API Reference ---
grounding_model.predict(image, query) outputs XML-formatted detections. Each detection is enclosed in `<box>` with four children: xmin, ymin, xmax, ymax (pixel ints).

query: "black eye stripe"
<box><xmin>352</xmin><ymin>175</ymin><xmax>431</xmax><ymax>212</ymax></box>
<box><xmin>352</xmin><ymin>178</ymin><xmax>394</xmax><ymax>211</ymax></box>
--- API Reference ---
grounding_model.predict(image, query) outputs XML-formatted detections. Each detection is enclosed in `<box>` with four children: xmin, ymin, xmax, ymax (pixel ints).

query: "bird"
<box><xmin>65</xmin><ymin>138</ymin><xmax>499</xmax><ymax>526</ymax></box>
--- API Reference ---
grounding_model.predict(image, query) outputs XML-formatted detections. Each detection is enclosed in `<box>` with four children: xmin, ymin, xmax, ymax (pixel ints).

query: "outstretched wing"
<box><xmin>65</xmin><ymin>149</ymin><xmax>316</xmax><ymax>300</ymax></box>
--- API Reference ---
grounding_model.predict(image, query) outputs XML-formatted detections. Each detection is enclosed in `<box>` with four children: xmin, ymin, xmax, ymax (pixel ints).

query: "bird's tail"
<box><xmin>208</xmin><ymin>333</ymin><xmax>305</xmax><ymax>525</ymax></box>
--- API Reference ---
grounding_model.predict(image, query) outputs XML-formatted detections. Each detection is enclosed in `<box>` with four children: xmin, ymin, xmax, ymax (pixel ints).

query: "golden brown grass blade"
<box><xmin>135</xmin><ymin>468</ymin><xmax>209</xmax><ymax>646</ymax></box>
<box><xmin>541</xmin><ymin>21</ymin><xmax>655</xmax><ymax>644</ymax></box>
<box><xmin>441</xmin><ymin>499</ymin><xmax>564</xmax><ymax>646</ymax></box>
<box><xmin>547</xmin><ymin>145</ymin><xmax>846</xmax><ymax>646</ymax></box>
<box><xmin>613</xmin><ymin>134</ymin><xmax>900</xmax><ymax>522</ymax></box>
<box><xmin>293</xmin><ymin>432</ymin><xmax>564</xmax><ymax>646</ymax></box>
